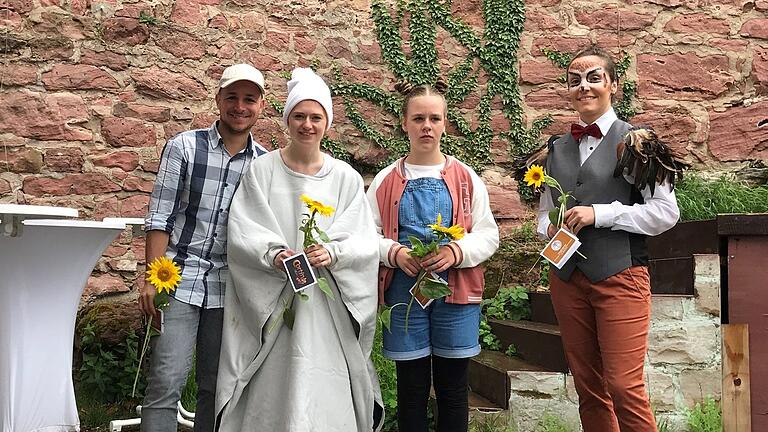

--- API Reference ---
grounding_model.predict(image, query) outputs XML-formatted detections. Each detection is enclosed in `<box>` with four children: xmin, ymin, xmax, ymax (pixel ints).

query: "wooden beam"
<box><xmin>722</xmin><ymin>324</ymin><xmax>751</xmax><ymax>432</ymax></box>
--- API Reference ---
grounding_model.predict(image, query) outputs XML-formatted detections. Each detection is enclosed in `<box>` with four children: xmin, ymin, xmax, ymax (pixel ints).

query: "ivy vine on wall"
<box><xmin>319</xmin><ymin>0</ymin><xmax>548</xmax><ymax>172</ymax></box>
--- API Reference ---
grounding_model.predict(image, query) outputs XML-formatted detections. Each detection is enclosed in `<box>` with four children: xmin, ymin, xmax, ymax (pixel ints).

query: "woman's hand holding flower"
<box><xmin>305</xmin><ymin>244</ymin><xmax>331</xmax><ymax>267</ymax></box>
<box><xmin>420</xmin><ymin>245</ymin><xmax>456</xmax><ymax>273</ymax></box>
<box><xmin>395</xmin><ymin>246</ymin><xmax>421</xmax><ymax>277</ymax></box>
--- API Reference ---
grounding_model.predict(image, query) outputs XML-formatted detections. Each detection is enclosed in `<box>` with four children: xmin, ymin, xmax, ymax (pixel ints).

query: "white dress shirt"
<box><xmin>536</xmin><ymin>108</ymin><xmax>680</xmax><ymax>240</ymax></box>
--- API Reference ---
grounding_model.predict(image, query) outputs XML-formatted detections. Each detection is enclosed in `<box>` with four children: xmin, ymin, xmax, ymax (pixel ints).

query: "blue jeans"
<box><xmin>141</xmin><ymin>296</ymin><xmax>223</xmax><ymax>432</ymax></box>
<box><xmin>383</xmin><ymin>177</ymin><xmax>481</xmax><ymax>361</ymax></box>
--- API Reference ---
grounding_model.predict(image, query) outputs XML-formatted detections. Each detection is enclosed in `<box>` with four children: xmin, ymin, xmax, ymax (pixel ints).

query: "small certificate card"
<box><xmin>541</xmin><ymin>228</ymin><xmax>581</xmax><ymax>269</ymax></box>
<box><xmin>282</xmin><ymin>252</ymin><xmax>318</xmax><ymax>292</ymax></box>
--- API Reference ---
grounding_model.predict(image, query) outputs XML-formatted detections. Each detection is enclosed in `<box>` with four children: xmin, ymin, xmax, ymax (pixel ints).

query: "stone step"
<box><xmin>488</xmin><ymin>319</ymin><xmax>569</xmax><ymax>373</ymax></box>
<box><xmin>468</xmin><ymin>349</ymin><xmax>547</xmax><ymax>409</ymax></box>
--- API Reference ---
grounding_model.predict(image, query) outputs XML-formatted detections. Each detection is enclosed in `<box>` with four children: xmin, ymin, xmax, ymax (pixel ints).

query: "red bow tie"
<box><xmin>571</xmin><ymin>123</ymin><xmax>603</xmax><ymax>142</ymax></box>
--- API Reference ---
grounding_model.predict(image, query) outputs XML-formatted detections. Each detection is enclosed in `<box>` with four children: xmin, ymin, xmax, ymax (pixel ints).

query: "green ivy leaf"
<box><xmin>317</xmin><ymin>277</ymin><xmax>335</xmax><ymax>300</ymax></box>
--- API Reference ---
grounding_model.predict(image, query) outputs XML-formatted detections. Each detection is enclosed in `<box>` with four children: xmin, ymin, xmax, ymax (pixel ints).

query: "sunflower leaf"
<box><xmin>549</xmin><ymin>208</ymin><xmax>561</xmax><ymax>227</ymax></box>
<box><xmin>379</xmin><ymin>307</ymin><xmax>392</xmax><ymax>333</ymax></box>
<box><xmin>317</xmin><ymin>277</ymin><xmax>335</xmax><ymax>300</ymax></box>
<box><xmin>314</xmin><ymin>227</ymin><xmax>331</xmax><ymax>243</ymax></box>
<box><xmin>420</xmin><ymin>278</ymin><xmax>452</xmax><ymax>299</ymax></box>
<box><xmin>283</xmin><ymin>307</ymin><xmax>295</xmax><ymax>330</ymax></box>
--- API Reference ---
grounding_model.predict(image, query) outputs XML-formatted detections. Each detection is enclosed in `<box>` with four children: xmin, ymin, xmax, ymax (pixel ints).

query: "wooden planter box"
<box><xmin>646</xmin><ymin>219</ymin><xmax>718</xmax><ymax>295</ymax></box>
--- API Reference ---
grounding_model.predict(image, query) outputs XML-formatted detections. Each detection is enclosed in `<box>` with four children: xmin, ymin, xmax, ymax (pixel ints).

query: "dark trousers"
<box><xmin>395</xmin><ymin>355</ymin><xmax>469</xmax><ymax>432</ymax></box>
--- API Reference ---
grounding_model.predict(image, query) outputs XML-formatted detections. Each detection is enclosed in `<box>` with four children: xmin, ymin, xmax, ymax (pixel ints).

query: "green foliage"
<box><xmin>138</xmin><ymin>11</ymin><xmax>158</xmax><ymax>25</ymax></box>
<box><xmin>676</xmin><ymin>173</ymin><xmax>768</xmax><ymax>221</ymax></box>
<box><xmin>481</xmin><ymin>286</ymin><xmax>530</xmax><ymax>321</ymax></box>
<box><xmin>329</xmin><ymin>0</ymin><xmax>539</xmax><ymax>172</ymax></box>
<box><xmin>479</xmin><ymin>317</ymin><xmax>501</xmax><ymax>351</ymax></box>
<box><xmin>686</xmin><ymin>398</ymin><xmax>722</xmax><ymax>432</ymax></box>
<box><xmin>372</xmin><ymin>323</ymin><xmax>399</xmax><ymax>431</ymax></box>
<box><xmin>614</xmin><ymin>80</ymin><xmax>637</xmax><ymax>121</ymax></box>
<box><xmin>181</xmin><ymin>360</ymin><xmax>198</xmax><ymax>412</ymax></box>
<box><xmin>469</xmin><ymin>411</ymin><xmax>517</xmax><ymax>432</ymax></box>
<box><xmin>76</xmin><ymin>388</ymin><xmax>137</xmax><ymax>430</ymax></box>
<box><xmin>534</xmin><ymin>413</ymin><xmax>575</xmax><ymax>432</ymax></box>
<box><xmin>78</xmin><ymin>322</ymin><xmax>143</xmax><ymax>403</ymax></box>
<box><xmin>504</xmin><ymin>344</ymin><xmax>518</xmax><ymax>357</ymax></box>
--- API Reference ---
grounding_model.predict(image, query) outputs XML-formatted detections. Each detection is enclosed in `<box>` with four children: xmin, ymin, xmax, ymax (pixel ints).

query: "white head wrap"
<box><xmin>282</xmin><ymin>68</ymin><xmax>333</xmax><ymax>131</ymax></box>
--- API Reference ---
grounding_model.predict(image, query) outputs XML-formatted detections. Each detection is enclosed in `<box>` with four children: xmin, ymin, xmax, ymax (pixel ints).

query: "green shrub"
<box><xmin>676</xmin><ymin>174</ymin><xmax>768</xmax><ymax>221</ymax></box>
<box><xmin>479</xmin><ymin>318</ymin><xmax>501</xmax><ymax>351</ymax></box>
<box><xmin>482</xmin><ymin>286</ymin><xmax>530</xmax><ymax>321</ymax></box>
<box><xmin>78</xmin><ymin>322</ymin><xmax>143</xmax><ymax>403</ymax></box>
<box><xmin>686</xmin><ymin>398</ymin><xmax>721</xmax><ymax>432</ymax></box>
<box><xmin>373</xmin><ymin>321</ymin><xmax>400</xmax><ymax>431</ymax></box>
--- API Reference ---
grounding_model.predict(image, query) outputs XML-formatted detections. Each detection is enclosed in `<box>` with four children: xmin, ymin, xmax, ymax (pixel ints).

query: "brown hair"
<box><xmin>395</xmin><ymin>79</ymin><xmax>448</xmax><ymax>117</ymax></box>
<box><xmin>567</xmin><ymin>45</ymin><xmax>619</xmax><ymax>83</ymax></box>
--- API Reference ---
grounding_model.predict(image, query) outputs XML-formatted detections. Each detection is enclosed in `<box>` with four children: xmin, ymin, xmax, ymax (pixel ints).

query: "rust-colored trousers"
<box><xmin>550</xmin><ymin>266</ymin><xmax>657</xmax><ymax>432</ymax></box>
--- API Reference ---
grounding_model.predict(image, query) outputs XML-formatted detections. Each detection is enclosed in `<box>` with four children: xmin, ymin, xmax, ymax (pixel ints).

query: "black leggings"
<box><xmin>395</xmin><ymin>355</ymin><xmax>470</xmax><ymax>432</ymax></box>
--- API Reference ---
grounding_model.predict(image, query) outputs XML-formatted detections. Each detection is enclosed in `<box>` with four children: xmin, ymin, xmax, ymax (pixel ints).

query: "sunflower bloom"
<box><xmin>301</xmin><ymin>194</ymin><xmax>335</xmax><ymax>217</ymax></box>
<box><xmin>146</xmin><ymin>256</ymin><xmax>181</xmax><ymax>295</ymax></box>
<box><xmin>524</xmin><ymin>164</ymin><xmax>545</xmax><ymax>188</ymax></box>
<box><xmin>429</xmin><ymin>213</ymin><xmax>466</xmax><ymax>241</ymax></box>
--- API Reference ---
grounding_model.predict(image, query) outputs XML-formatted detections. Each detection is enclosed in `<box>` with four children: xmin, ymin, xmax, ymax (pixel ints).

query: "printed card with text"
<box><xmin>541</xmin><ymin>228</ymin><xmax>581</xmax><ymax>269</ymax></box>
<box><xmin>283</xmin><ymin>252</ymin><xmax>318</xmax><ymax>292</ymax></box>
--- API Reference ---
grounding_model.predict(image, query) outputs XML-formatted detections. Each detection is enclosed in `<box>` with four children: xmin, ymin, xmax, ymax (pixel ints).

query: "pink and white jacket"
<box><xmin>366</xmin><ymin>156</ymin><xmax>499</xmax><ymax>305</ymax></box>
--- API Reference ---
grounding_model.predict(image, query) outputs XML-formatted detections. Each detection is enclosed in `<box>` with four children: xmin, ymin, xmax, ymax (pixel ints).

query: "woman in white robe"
<box><xmin>215</xmin><ymin>68</ymin><xmax>382</xmax><ymax>432</ymax></box>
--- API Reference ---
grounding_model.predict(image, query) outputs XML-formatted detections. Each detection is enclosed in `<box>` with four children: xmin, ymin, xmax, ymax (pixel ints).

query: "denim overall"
<box><xmin>382</xmin><ymin>177</ymin><xmax>481</xmax><ymax>361</ymax></box>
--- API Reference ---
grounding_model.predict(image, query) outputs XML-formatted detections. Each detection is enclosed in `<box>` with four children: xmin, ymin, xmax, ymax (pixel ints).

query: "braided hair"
<box><xmin>395</xmin><ymin>79</ymin><xmax>448</xmax><ymax>117</ymax></box>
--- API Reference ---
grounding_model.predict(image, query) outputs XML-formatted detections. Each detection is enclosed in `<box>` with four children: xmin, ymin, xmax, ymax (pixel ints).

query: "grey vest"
<box><xmin>546</xmin><ymin>120</ymin><xmax>647</xmax><ymax>283</ymax></box>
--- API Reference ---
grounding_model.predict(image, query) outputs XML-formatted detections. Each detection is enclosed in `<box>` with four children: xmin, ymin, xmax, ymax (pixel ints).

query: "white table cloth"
<box><xmin>0</xmin><ymin>205</ymin><xmax>128</xmax><ymax>432</ymax></box>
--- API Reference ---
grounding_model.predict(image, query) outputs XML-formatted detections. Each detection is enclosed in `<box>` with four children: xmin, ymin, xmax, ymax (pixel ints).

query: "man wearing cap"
<box><xmin>139</xmin><ymin>63</ymin><xmax>268</xmax><ymax>432</ymax></box>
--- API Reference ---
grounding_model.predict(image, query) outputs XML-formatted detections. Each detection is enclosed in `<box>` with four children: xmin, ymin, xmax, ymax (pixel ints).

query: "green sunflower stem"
<box><xmin>403</xmin><ymin>270</ymin><xmax>429</xmax><ymax>333</ymax></box>
<box><xmin>131</xmin><ymin>318</ymin><xmax>153</xmax><ymax>398</ymax></box>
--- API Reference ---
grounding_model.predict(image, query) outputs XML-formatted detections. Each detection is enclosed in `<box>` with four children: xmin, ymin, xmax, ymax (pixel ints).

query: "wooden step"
<box><xmin>529</xmin><ymin>291</ymin><xmax>558</xmax><ymax>325</ymax></box>
<box><xmin>468</xmin><ymin>349</ymin><xmax>546</xmax><ymax>409</ymax></box>
<box><xmin>488</xmin><ymin>319</ymin><xmax>568</xmax><ymax>373</ymax></box>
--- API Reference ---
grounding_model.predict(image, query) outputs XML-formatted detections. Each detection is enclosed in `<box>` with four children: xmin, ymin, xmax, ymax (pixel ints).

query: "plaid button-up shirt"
<box><xmin>145</xmin><ymin>122</ymin><xmax>267</xmax><ymax>308</ymax></box>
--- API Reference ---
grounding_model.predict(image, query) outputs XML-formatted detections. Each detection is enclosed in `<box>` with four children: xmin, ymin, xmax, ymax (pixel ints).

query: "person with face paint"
<box><xmin>535</xmin><ymin>46</ymin><xmax>680</xmax><ymax>431</ymax></box>
<box><xmin>367</xmin><ymin>81</ymin><xmax>499</xmax><ymax>432</ymax></box>
<box><xmin>215</xmin><ymin>68</ymin><xmax>383</xmax><ymax>432</ymax></box>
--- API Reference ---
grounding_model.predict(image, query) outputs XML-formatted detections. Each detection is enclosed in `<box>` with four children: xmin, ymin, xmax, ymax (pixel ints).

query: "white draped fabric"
<box><xmin>0</xmin><ymin>209</ymin><xmax>125</xmax><ymax>432</ymax></box>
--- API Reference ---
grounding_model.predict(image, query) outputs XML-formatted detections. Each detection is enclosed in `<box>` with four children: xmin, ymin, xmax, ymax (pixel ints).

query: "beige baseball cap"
<box><xmin>218</xmin><ymin>63</ymin><xmax>265</xmax><ymax>94</ymax></box>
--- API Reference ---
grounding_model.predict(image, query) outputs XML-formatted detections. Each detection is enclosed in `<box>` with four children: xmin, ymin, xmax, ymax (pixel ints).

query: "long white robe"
<box><xmin>216</xmin><ymin>151</ymin><xmax>382</xmax><ymax>432</ymax></box>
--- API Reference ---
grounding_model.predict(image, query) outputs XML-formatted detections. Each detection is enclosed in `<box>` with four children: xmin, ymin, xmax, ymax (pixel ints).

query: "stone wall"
<box><xmin>0</xmin><ymin>2</ymin><xmax>764</xmax><ymax>304</ymax></box>
<box><xmin>506</xmin><ymin>254</ymin><xmax>722</xmax><ymax>431</ymax></box>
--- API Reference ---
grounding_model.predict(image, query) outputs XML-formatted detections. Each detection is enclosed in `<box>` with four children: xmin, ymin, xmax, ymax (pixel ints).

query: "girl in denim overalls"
<box><xmin>366</xmin><ymin>82</ymin><xmax>499</xmax><ymax>432</ymax></box>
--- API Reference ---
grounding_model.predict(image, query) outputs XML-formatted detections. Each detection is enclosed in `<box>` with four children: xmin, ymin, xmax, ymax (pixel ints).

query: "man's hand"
<box><xmin>273</xmin><ymin>249</ymin><xmax>296</xmax><ymax>271</ymax></box>
<box><xmin>563</xmin><ymin>206</ymin><xmax>595</xmax><ymax>235</ymax></box>
<box><xmin>138</xmin><ymin>278</ymin><xmax>158</xmax><ymax>319</ymax></box>
<box><xmin>394</xmin><ymin>246</ymin><xmax>421</xmax><ymax>277</ymax></box>
<box><xmin>305</xmin><ymin>244</ymin><xmax>331</xmax><ymax>268</ymax></box>
<box><xmin>420</xmin><ymin>246</ymin><xmax>457</xmax><ymax>274</ymax></box>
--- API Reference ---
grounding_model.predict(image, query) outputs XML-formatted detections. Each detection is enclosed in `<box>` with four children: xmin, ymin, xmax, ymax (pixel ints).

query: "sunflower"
<box><xmin>300</xmin><ymin>194</ymin><xmax>335</xmax><ymax>217</ymax></box>
<box><xmin>524</xmin><ymin>164</ymin><xmax>546</xmax><ymax>188</ymax></box>
<box><xmin>146</xmin><ymin>256</ymin><xmax>181</xmax><ymax>295</ymax></box>
<box><xmin>429</xmin><ymin>213</ymin><xmax>466</xmax><ymax>241</ymax></box>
